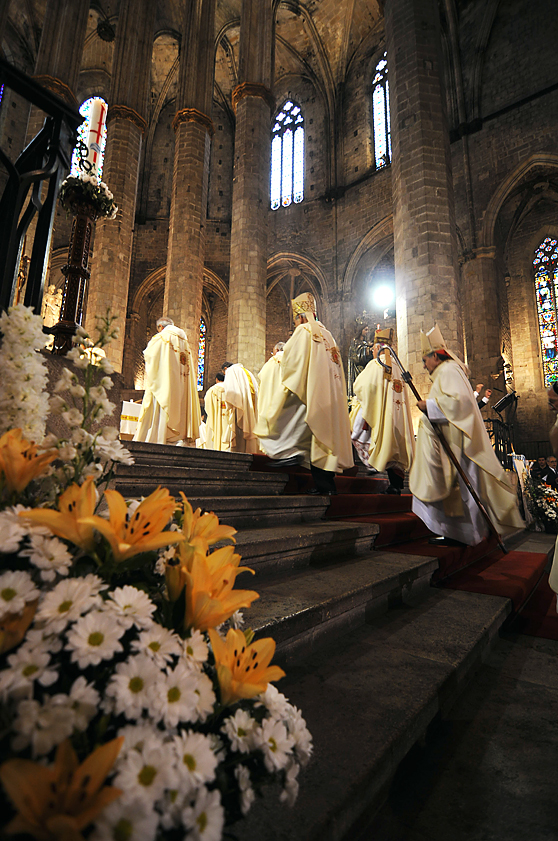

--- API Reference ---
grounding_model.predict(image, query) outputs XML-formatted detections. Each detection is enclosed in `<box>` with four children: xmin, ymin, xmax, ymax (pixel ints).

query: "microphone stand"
<box><xmin>378</xmin><ymin>345</ymin><xmax>508</xmax><ymax>555</ymax></box>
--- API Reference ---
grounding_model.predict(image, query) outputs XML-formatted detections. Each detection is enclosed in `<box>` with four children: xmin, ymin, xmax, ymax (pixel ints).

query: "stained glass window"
<box><xmin>270</xmin><ymin>100</ymin><xmax>304</xmax><ymax>210</ymax></box>
<box><xmin>534</xmin><ymin>237</ymin><xmax>558</xmax><ymax>386</ymax></box>
<box><xmin>197</xmin><ymin>318</ymin><xmax>206</xmax><ymax>391</ymax></box>
<box><xmin>0</xmin><ymin>84</ymin><xmax>4</xmax><ymax>107</ymax></box>
<box><xmin>70</xmin><ymin>97</ymin><xmax>108</xmax><ymax>178</ymax></box>
<box><xmin>372</xmin><ymin>52</ymin><xmax>391</xmax><ymax>170</ymax></box>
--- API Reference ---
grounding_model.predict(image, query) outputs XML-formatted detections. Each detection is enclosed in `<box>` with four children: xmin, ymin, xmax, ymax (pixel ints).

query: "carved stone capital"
<box><xmin>232</xmin><ymin>83</ymin><xmax>275</xmax><ymax>114</ymax></box>
<box><xmin>473</xmin><ymin>246</ymin><xmax>497</xmax><ymax>261</ymax></box>
<box><xmin>107</xmin><ymin>104</ymin><xmax>148</xmax><ymax>134</ymax></box>
<box><xmin>32</xmin><ymin>75</ymin><xmax>77</xmax><ymax>106</ymax></box>
<box><xmin>172</xmin><ymin>108</ymin><xmax>215</xmax><ymax>137</ymax></box>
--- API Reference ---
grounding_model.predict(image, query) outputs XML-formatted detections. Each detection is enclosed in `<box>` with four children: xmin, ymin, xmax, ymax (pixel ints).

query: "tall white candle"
<box><xmin>85</xmin><ymin>99</ymin><xmax>107</xmax><ymax>178</ymax></box>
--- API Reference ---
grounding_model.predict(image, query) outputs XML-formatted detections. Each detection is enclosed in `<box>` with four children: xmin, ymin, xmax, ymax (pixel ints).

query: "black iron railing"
<box><xmin>0</xmin><ymin>59</ymin><xmax>82</xmax><ymax>315</ymax></box>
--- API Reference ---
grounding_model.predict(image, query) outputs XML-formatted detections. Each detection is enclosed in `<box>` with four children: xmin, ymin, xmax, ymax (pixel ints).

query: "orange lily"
<box><xmin>183</xmin><ymin>547</ymin><xmax>258</xmax><ymax>632</ymax></box>
<box><xmin>175</xmin><ymin>493</ymin><xmax>236</xmax><ymax>568</ymax></box>
<box><xmin>79</xmin><ymin>486</ymin><xmax>184</xmax><ymax>562</ymax></box>
<box><xmin>0</xmin><ymin>429</ymin><xmax>57</xmax><ymax>494</ymax></box>
<box><xmin>0</xmin><ymin>737</ymin><xmax>123</xmax><ymax>841</ymax></box>
<box><xmin>208</xmin><ymin>628</ymin><xmax>285</xmax><ymax>706</ymax></box>
<box><xmin>22</xmin><ymin>477</ymin><xmax>98</xmax><ymax>552</ymax></box>
<box><xmin>0</xmin><ymin>600</ymin><xmax>38</xmax><ymax>655</ymax></box>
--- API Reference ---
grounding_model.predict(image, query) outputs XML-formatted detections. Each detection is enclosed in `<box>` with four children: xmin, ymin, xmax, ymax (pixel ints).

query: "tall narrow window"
<box><xmin>372</xmin><ymin>52</ymin><xmax>391</xmax><ymax>169</ymax></box>
<box><xmin>534</xmin><ymin>236</ymin><xmax>558</xmax><ymax>386</ymax></box>
<box><xmin>0</xmin><ymin>84</ymin><xmax>4</xmax><ymax>108</ymax></box>
<box><xmin>270</xmin><ymin>99</ymin><xmax>304</xmax><ymax>210</ymax></box>
<box><xmin>197</xmin><ymin>318</ymin><xmax>206</xmax><ymax>391</ymax></box>
<box><xmin>70</xmin><ymin>96</ymin><xmax>108</xmax><ymax>178</ymax></box>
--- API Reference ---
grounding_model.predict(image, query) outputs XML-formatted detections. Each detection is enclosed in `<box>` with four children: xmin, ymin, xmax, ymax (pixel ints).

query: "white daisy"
<box><xmin>254</xmin><ymin>717</ymin><xmax>295</xmax><ymax>773</ymax></box>
<box><xmin>279</xmin><ymin>758</ymin><xmax>300</xmax><ymax>807</ymax></box>
<box><xmin>0</xmin><ymin>506</ymin><xmax>47</xmax><ymax>552</ymax></box>
<box><xmin>183</xmin><ymin>630</ymin><xmax>209</xmax><ymax>666</ymax></box>
<box><xmin>106</xmin><ymin>655</ymin><xmax>161</xmax><ymax>720</ymax></box>
<box><xmin>286</xmin><ymin>707</ymin><xmax>313</xmax><ymax>766</ymax></box>
<box><xmin>20</xmin><ymin>534</ymin><xmax>73</xmax><ymax>581</ymax></box>
<box><xmin>36</xmin><ymin>576</ymin><xmax>103</xmax><ymax>631</ymax></box>
<box><xmin>256</xmin><ymin>683</ymin><xmax>292</xmax><ymax>719</ymax></box>
<box><xmin>173</xmin><ymin>731</ymin><xmax>218</xmax><ymax>787</ymax></box>
<box><xmin>68</xmin><ymin>676</ymin><xmax>100</xmax><ymax>730</ymax></box>
<box><xmin>104</xmin><ymin>585</ymin><xmax>156</xmax><ymax>630</ymax></box>
<box><xmin>116</xmin><ymin>724</ymin><xmax>165</xmax><ymax>767</ymax></box>
<box><xmin>1</xmin><ymin>643</ymin><xmax>58</xmax><ymax>699</ymax></box>
<box><xmin>89</xmin><ymin>798</ymin><xmax>158</xmax><ymax>841</ymax></box>
<box><xmin>113</xmin><ymin>740</ymin><xmax>174</xmax><ymax>804</ymax></box>
<box><xmin>221</xmin><ymin>708</ymin><xmax>257</xmax><ymax>754</ymax></box>
<box><xmin>194</xmin><ymin>673</ymin><xmax>216</xmax><ymax>723</ymax></box>
<box><xmin>149</xmin><ymin>663</ymin><xmax>198</xmax><ymax>727</ymax></box>
<box><xmin>235</xmin><ymin>764</ymin><xmax>256</xmax><ymax>815</ymax></box>
<box><xmin>131</xmin><ymin>625</ymin><xmax>182</xmax><ymax>665</ymax></box>
<box><xmin>66</xmin><ymin>610</ymin><xmax>125</xmax><ymax>668</ymax></box>
<box><xmin>182</xmin><ymin>786</ymin><xmax>224</xmax><ymax>841</ymax></box>
<box><xmin>12</xmin><ymin>696</ymin><xmax>74</xmax><ymax>757</ymax></box>
<box><xmin>0</xmin><ymin>570</ymin><xmax>39</xmax><ymax>620</ymax></box>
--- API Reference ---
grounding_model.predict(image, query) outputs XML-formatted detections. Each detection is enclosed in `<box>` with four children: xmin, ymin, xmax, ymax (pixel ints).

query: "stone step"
<box><xmin>114</xmin><ymin>464</ymin><xmax>286</xmax><ymax>498</ymax></box>
<box><xmin>124</xmin><ymin>440</ymin><xmax>253</xmax><ymax>471</ymax></box>
<box><xmin>232</xmin><ymin>521</ymin><xmax>380</xmax><ymax>575</ymax></box>
<box><xmin>247</xmin><ymin>551</ymin><xmax>440</xmax><ymax>662</ymax></box>
<box><xmin>238</xmin><ymin>587</ymin><xmax>511</xmax><ymax>841</ymax></box>
<box><xmin>184</xmin><ymin>495</ymin><xmax>330</xmax><ymax>529</ymax></box>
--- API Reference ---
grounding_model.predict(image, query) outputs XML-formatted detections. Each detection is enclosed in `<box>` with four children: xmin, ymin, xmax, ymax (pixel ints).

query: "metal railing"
<box><xmin>0</xmin><ymin>59</ymin><xmax>82</xmax><ymax>315</ymax></box>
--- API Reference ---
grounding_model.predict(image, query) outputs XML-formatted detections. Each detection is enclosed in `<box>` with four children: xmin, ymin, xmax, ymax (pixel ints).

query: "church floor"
<box><xmin>356</xmin><ymin>632</ymin><xmax>558</xmax><ymax>841</ymax></box>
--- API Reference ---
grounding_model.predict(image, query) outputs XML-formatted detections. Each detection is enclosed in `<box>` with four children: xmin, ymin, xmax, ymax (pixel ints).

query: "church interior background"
<box><xmin>1</xmin><ymin>0</ymin><xmax>558</xmax><ymax>457</ymax></box>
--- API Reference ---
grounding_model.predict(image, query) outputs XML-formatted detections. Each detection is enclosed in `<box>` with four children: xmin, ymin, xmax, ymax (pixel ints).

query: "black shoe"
<box><xmin>428</xmin><ymin>536</ymin><xmax>466</xmax><ymax>547</ymax></box>
<box><xmin>269</xmin><ymin>455</ymin><xmax>304</xmax><ymax>468</ymax></box>
<box><xmin>306</xmin><ymin>488</ymin><xmax>337</xmax><ymax>496</ymax></box>
<box><xmin>385</xmin><ymin>485</ymin><xmax>401</xmax><ymax>495</ymax></box>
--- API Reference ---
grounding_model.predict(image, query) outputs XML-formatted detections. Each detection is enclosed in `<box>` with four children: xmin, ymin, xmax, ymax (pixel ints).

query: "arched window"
<box><xmin>197</xmin><ymin>318</ymin><xmax>206</xmax><ymax>391</ymax></box>
<box><xmin>0</xmin><ymin>84</ymin><xmax>4</xmax><ymax>107</ymax></box>
<box><xmin>70</xmin><ymin>96</ymin><xmax>108</xmax><ymax>178</ymax></box>
<box><xmin>372</xmin><ymin>52</ymin><xmax>391</xmax><ymax>170</ymax></box>
<box><xmin>534</xmin><ymin>236</ymin><xmax>558</xmax><ymax>386</ymax></box>
<box><xmin>270</xmin><ymin>99</ymin><xmax>304</xmax><ymax>210</ymax></box>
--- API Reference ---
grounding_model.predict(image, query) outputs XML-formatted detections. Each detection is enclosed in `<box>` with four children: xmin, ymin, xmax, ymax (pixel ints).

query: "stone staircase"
<box><xmin>114</xmin><ymin>442</ymin><xmax>545</xmax><ymax>841</ymax></box>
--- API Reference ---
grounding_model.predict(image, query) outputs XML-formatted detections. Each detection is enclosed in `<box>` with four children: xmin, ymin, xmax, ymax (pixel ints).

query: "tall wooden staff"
<box><xmin>380</xmin><ymin>345</ymin><xmax>508</xmax><ymax>555</ymax></box>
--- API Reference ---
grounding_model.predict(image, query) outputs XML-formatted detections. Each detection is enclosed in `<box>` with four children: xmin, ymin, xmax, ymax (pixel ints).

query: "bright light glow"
<box><xmin>372</xmin><ymin>285</ymin><xmax>395</xmax><ymax>309</ymax></box>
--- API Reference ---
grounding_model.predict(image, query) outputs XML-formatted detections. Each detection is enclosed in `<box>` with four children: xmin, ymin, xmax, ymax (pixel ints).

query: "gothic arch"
<box><xmin>342</xmin><ymin>216</ymin><xmax>394</xmax><ymax>294</ymax></box>
<box><xmin>129</xmin><ymin>266</ymin><xmax>166</xmax><ymax>315</ymax></box>
<box><xmin>267</xmin><ymin>252</ymin><xmax>328</xmax><ymax>303</ymax></box>
<box><xmin>479</xmin><ymin>153</ymin><xmax>558</xmax><ymax>250</ymax></box>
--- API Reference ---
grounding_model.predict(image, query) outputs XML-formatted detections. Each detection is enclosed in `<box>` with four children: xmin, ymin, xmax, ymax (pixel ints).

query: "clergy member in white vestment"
<box><xmin>351</xmin><ymin>327</ymin><xmax>415</xmax><ymax>494</ymax></box>
<box><xmin>133</xmin><ymin>317</ymin><xmax>201</xmax><ymax>446</ymax></box>
<box><xmin>255</xmin><ymin>292</ymin><xmax>353</xmax><ymax>494</ymax></box>
<box><xmin>204</xmin><ymin>374</ymin><xmax>234</xmax><ymax>451</ymax></box>
<box><xmin>409</xmin><ymin>325</ymin><xmax>524</xmax><ymax>546</ymax></box>
<box><xmin>222</xmin><ymin>362</ymin><xmax>260</xmax><ymax>454</ymax></box>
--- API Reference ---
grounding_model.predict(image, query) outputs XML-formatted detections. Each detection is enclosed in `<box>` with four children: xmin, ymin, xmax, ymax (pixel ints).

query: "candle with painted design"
<box><xmin>84</xmin><ymin>98</ymin><xmax>107</xmax><ymax>178</ymax></box>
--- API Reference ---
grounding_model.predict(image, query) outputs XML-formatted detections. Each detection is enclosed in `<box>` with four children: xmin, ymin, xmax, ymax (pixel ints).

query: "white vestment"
<box><xmin>256</xmin><ymin>321</ymin><xmax>353</xmax><ymax>472</ymax></box>
<box><xmin>204</xmin><ymin>383</ymin><xmax>234</xmax><ymax>451</ymax></box>
<box><xmin>133</xmin><ymin>325</ymin><xmax>200</xmax><ymax>446</ymax></box>
<box><xmin>223</xmin><ymin>364</ymin><xmax>260</xmax><ymax>454</ymax></box>
<box><xmin>409</xmin><ymin>359</ymin><xmax>524</xmax><ymax>545</ymax></box>
<box><xmin>352</xmin><ymin>355</ymin><xmax>414</xmax><ymax>472</ymax></box>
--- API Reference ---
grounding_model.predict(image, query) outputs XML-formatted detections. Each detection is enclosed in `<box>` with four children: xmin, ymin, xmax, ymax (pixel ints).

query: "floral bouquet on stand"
<box><xmin>59</xmin><ymin>174</ymin><xmax>118</xmax><ymax>220</ymax></box>
<box><xmin>0</xmin><ymin>305</ymin><xmax>312</xmax><ymax>841</ymax></box>
<box><xmin>522</xmin><ymin>468</ymin><xmax>558</xmax><ymax>533</ymax></box>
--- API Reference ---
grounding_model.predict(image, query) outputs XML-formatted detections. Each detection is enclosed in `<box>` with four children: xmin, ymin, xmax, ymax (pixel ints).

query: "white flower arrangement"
<box><xmin>0</xmin><ymin>305</ymin><xmax>313</xmax><ymax>840</ymax></box>
<box><xmin>59</xmin><ymin>174</ymin><xmax>118</xmax><ymax>219</ymax></box>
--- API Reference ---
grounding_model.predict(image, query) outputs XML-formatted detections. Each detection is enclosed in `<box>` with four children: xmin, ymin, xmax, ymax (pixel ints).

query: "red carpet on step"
<box><xmin>384</xmin><ymin>535</ymin><xmax>498</xmax><ymax>580</ymax></box>
<box><xmin>440</xmin><ymin>550</ymin><xmax>548</xmax><ymax>611</ymax></box>
<box><xmin>509</xmin><ymin>572</ymin><xmax>558</xmax><ymax>640</ymax></box>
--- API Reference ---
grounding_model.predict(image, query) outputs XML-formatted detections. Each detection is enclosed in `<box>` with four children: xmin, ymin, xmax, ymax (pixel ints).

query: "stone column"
<box><xmin>33</xmin><ymin>0</ymin><xmax>89</xmax><ymax>106</ymax></box>
<box><xmin>164</xmin><ymin>0</ymin><xmax>216</xmax><ymax>354</ymax></box>
<box><xmin>0</xmin><ymin>1</ymin><xmax>10</xmax><ymax>47</ymax></box>
<box><xmin>227</xmin><ymin>0</ymin><xmax>274</xmax><ymax>373</ymax></box>
<box><xmin>85</xmin><ymin>0</ymin><xmax>155</xmax><ymax>371</ymax></box>
<box><xmin>385</xmin><ymin>0</ymin><xmax>462</xmax><ymax>396</ymax></box>
<box><xmin>461</xmin><ymin>249</ymin><xmax>502</xmax><ymax>384</ymax></box>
